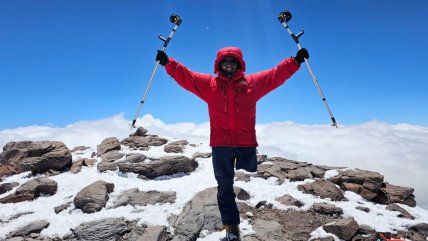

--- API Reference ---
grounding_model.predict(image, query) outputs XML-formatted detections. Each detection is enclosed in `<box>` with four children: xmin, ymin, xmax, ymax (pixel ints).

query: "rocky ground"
<box><xmin>0</xmin><ymin>127</ymin><xmax>427</xmax><ymax>241</ymax></box>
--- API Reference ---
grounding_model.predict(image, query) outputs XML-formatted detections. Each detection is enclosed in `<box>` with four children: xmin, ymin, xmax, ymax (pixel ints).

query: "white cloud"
<box><xmin>1</xmin><ymin>114</ymin><xmax>427</xmax><ymax>210</ymax></box>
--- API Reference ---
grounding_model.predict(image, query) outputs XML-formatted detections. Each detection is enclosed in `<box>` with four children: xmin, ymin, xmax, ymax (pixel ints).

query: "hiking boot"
<box><xmin>224</xmin><ymin>224</ymin><xmax>240</xmax><ymax>241</ymax></box>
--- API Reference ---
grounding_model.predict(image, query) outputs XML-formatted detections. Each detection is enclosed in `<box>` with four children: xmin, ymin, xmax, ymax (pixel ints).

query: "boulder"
<box><xmin>0</xmin><ymin>177</ymin><xmax>57</xmax><ymax>204</ymax></box>
<box><xmin>0</xmin><ymin>141</ymin><xmax>72</xmax><ymax>176</ymax></box>
<box><xmin>100</xmin><ymin>151</ymin><xmax>125</xmax><ymax>162</ymax></box>
<box><xmin>298</xmin><ymin>179</ymin><xmax>346</xmax><ymax>201</ymax></box>
<box><xmin>323</xmin><ymin>217</ymin><xmax>359</xmax><ymax>241</ymax></box>
<box><xmin>97</xmin><ymin>137</ymin><xmax>121</xmax><ymax>155</ymax></box>
<box><xmin>169</xmin><ymin>187</ymin><xmax>223</xmax><ymax>241</ymax></box>
<box><xmin>70</xmin><ymin>146</ymin><xmax>90</xmax><ymax>153</ymax></box>
<box><xmin>130</xmin><ymin>127</ymin><xmax>148</xmax><ymax>137</ymax></box>
<box><xmin>73</xmin><ymin>180</ymin><xmax>114</xmax><ymax>213</ymax></box>
<box><xmin>111</xmin><ymin>188</ymin><xmax>176</xmax><ymax>208</ymax></box>
<box><xmin>136</xmin><ymin>225</ymin><xmax>169</xmax><ymax>241</ymax></box>
<box><xmin>118</xmin><ymin>156</ymin><xmax>198</xmax><ymax>179</ymax></box>
<box><xmin>374</xmin><ymin>183</ymin><xmax>416</xmax><ymax>207</ymax></box>
<box><xmin>192</xmin><ymin>152</ymin><xmax>212</xmax><ymax>159</ymax></box>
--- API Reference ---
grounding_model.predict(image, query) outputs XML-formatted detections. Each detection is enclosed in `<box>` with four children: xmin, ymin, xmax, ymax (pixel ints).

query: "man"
<box><xmin>156</xmin><ymin>47</ymin><xmax>308</xmax><ymax>241</ymax></box>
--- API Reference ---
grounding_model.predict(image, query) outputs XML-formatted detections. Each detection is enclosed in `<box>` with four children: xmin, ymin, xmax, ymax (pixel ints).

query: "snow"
<box><xmin>1</xmin><ymin>114</ymin><xmax>428</xmax><ymax>240</ymax></box>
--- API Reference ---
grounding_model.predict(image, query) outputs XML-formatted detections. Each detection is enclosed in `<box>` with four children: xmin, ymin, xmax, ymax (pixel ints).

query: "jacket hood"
<box><xmin>214</xmin><ymin>47</ymin><xmax>246</xmax><ymax>75</ymax></box>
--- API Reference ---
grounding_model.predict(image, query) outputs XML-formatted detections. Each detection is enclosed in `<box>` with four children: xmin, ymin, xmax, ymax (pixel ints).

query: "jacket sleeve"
<box><xmin>249</xmin><ymin>57</ymin><xmax>300</xmax><ymax>101</ymax></box>
<box><xmin>164</xmin><ymin>57</ymin><xmax>212</xmax><ymax>102</ymax></box>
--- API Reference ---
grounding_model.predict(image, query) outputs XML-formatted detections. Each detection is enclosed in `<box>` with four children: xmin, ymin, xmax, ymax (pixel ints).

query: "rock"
<box><xmin>374</xmin><ymin>183</ymin><xmax>416</xmax><ymax>207</ymax></box>
<box><xmin>97</xmin><ymin>137</ymin><xmax>121</xmax><ymax>155</ymax></box>
<box><xmin>359</xmin><ymin>224</ymin><xmax>375</xmax><ymax>235</ymax></box>
<box><xmin>286</xmin><ymin>168</ymin><xmax>313</xmax><ymax>181</ymax></box>
<box><xmin>169</xmin><ymin>187</ymin><xmax>223</xmax><ymax>240</ymax></box>
<box><xmin>257</xmin><ymin>158</ymin><xmax>328</xmax><ymax>184</ymax></box>
<box><xmin>97</xmin><ymin>162</ymin><xmax>119</xmax><ymax>172</ymax></box>
<box><xmin>234</xmin><ymin>186</ymin><xmax>251</xmax><ymax>200</ymax></box>
<box><xmin>70</xmin><ymin>159</ymin><xmax>84</xmax><ymax>174</ymax></box>
<box><xmin>386</xmin><ymin>203</ymin><xmax>414</xmax><ymax>219</ymax></box>
<box><xmin>121</xmin><ymin>153</ymin><xmax>147</xmax><ymax>163</ymax></box>
<box><xmin>329</xmin><ymin>169</ymin><xmax>384</xmax><ymax>201</ymax></box>
<box><xmin>130</xmin><ymin>127</ymin><xmax>148</xmax><ymax>137</ymax></box>
<box><xmin>252</xmin><ymin>219</ymin><xmax>284</xmax><ymax>241</ymax></box>
<box><xmin>257</xmin><ymin>154</ymin><xmax>268</xmax><ymax>164</ymax></box>
<box><xmin>276</xmin><ymin>194</ymin><xmax>304</xmax><ymax>207</ymax></box>
<box><xmin>356</xmin><ymin>206</ymin><xmax>370</xmax><ymax>213</ymax></box>
<box><xmin>0</xmin><ymin>141</ymin><xmax>72</xmax><ymax>176</ymax></box>
<box><xmin>112</xmin><ymin>188</ymin><xmax>176</xmax><ymax>208</ymax></box>
<box><xmin>8</xmin><ymin>220</ymin><xmax>49</xmax><ymax>238</ymax></box>
<box><xmin>323</xmin><ymin>217</ymin><xmax>359</xmax><ymax>241</ymax></box>
<box><xmin>0</xmin><ymin>182</ymin><xmax>19</xmax><ymax>194</ymax></box>
<box><xmin>121</xmin><ymin>136</ymin><xmax>168</xmax><ymax>149</ymax></box>
<box><xmin>312</xmin><ymin>203</ymin><xmax>343</xmax><ymax>216</ymax></box>
<box><xmin>164</xmin><ymin>140</ymin><xmax>188</xmax><ymax>153</ymax></box>
<box><xmin>70</xmin><ymin>146</ymin><xmax>90</xmax><ymax>152</ymax></box>
<box><xmin>298</xmin><ymin>179</ymin><xmax>346</xmax><ymax>201</ymax></box>
<box><xmin>100</xmin><ymin>150</ymin><xmax>125</xmax><ymax>162</ymax></box>
<box><xmin>410</xmin><ymin>223</ymin><xmax>428</xmax><ymax>238</ymax></box>
<box><xmin>83</xmin><ymin>158</ymin><xmax>97</xmax><ymax>167</ymax></box>
<box><xmin>73</xmin><ymin>180</ymin><xmax>114</xmax><ymax>213</ymax></box>
<box><xmin>192</xmin><ymin>152</ymin><xmax>212</xmax><ymax>159</ymax></box>
<box><xmin>118</xmin><ymin>156</ymin><xmax>198</xmax><ymax>179</ymax></box>
<box><xmin>71</xmin><ymin>218</ymin><xmax>144</xmax><ymax>241</ymax></box>
<box><xmin>136</xmin><ymin>226</ymin><xmax>169</xmax><ymax>241</ymax></box>
<box><xmin>0</xmin><ymin>177</ymin><xmax>57</xmax><ymax>204</ymax></box>
<box><xmin>54</xmin><ymin>201</ymin><xmax>72</xmax><ymax>214</ymax></box>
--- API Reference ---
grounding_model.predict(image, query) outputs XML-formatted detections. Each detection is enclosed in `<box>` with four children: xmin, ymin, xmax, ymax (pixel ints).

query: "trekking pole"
<box><xmin>278</xmin><ymin>10</ymin><xmax>338</xmax><ymax>128</ymax></box>
<box><xmin>131</xmin><ymin>14</ymin><xmax>183</xmax><ymax>129</ymax></box>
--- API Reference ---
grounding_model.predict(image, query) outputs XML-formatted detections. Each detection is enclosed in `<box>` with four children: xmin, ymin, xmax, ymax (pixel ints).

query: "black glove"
<box><xmin>156</xmin><ymin>50</ymin><xmax>169</xmax><ymax>66</ymax></box>
<box><xmin>294</xmin><ymin>48</ymin><xmax>309</xmax><ymax>64</ymax></box>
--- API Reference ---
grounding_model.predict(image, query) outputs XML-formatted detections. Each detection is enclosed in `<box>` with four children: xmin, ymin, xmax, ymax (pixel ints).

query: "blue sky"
<box><xmin>1</xmin><ymin>0</ymin><xmax>427</xmax><ymax>129</ymax></box>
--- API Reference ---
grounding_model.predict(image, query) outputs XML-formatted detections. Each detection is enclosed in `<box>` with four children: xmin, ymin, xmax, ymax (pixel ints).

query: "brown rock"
<box><xmin>323</xmin><ymin>217</ymin><xmax>359</xmax><ymax>241</ymax></box>
<box><xmin>97</xmin><ymin>137</ymin><xmax>121</xmax><ymax>155</ymax></box>
<box><xmin>298</xmin><ymin>179</ymin><xmax>346</xmax><ymax>201</ymax></box>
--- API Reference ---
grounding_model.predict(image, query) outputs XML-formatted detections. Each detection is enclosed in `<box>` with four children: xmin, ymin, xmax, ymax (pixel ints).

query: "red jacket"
<box><xmin>165</xmin><ymin>47</ymin><xmax>300</xmax><ymax>147</ymax></box>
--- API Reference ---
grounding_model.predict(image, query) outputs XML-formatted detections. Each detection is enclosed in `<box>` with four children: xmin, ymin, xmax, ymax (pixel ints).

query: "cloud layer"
<box><xmin>1</xmin><ymin>113</ymin><xmax>427</xmax><ymax>209</ymax></box>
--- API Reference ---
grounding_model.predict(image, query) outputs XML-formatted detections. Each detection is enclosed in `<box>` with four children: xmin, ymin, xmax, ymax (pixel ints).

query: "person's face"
<box><xmin>220</xmin><ymin>57</ymin><xmax>238</xmax><ymax>76</ymax></box>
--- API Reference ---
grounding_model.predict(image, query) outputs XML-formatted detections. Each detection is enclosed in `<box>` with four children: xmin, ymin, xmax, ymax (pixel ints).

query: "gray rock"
<box><xmin>323</xmin><ymin>217</ymin><xmax>359</xmax><ymax>241</ymax></box>
<box><xmin>252</xmin><ymin>219</ymin><xmax>284</xmax><ymax>241</ymax></box>
<box><xmin>71</xmin><ymin>218</ymin><xmax>143</xmax><ymax>241</ymax></box>
<box><xmin>234</xmin><ymin>186</ymin><xmax>251</xmax><ymax>200</ymax></box>
<box><xmin>97</xmin><ymin>162</ymin><xmax>119</xmax><ymax>172</ymax></box>
<box><xmin>118</xmin><ymin>156</ymin><xmax>198</xmax><ymax>179</ymax></box>
<box><xmin>73</xmin><ymin>180</ymin><xmax>114</xmax><ymax>213</ymax></box>
<box><xmin>136</xmin><ymin>226</ymin><xmax>168</xmax><ymax>241</ymax></box>
<box><xmin>0</xmin><ymin>182</ymin><xmax>19</xmax><ymax>194</ymax></box>
<box><xmin>100</xmin><ymin>150</ymin><xmax>125</xmax><ymax>162</ymax></box>
<box><xmin>122</xmin><ymin>153</ymin><xmax>147</xmax><ymax>163</ymax></box>
<box><xmin>97</xmin><ymin>137</ymin><xmax>121</xmax><ymax>155</ymax></box>
<box><xmin>8</xmin><ymin>220</ymin><xmax>49</xmax><ymax>237</ymax></box>
<box><xmin>70</xmin><ymin>159</ymin><xmax>84</xmax><ymax>174</ymax></box>
<box><xmin>54</xmin><ymin>201</ymin><xmax>72</xmax><ymax>214</ymax></box>
<box><xmin>276</xmin><ymin>194</ymin><xmax>304</xmax><ymax>207</ymax></box>
<box><xmin>0</xmin><ymin>141</ymin><xmax>71</xmax><ymax>176</ymax></box>
<box><xmin>112</xmin><ymin>188</ymin><xmax>176</xmax><ymax>208</ymax></box>
<box><xmin>298</xmin><ymin>179</ymin><xmax>346</xmax><ymax>201</ymax></box>
<box><xmin>169</xmin><ymin>187</ymin><xmax>223</xmax><ymax>240</ymax></box>
<box><xmin>356</xmin><ymin>206</ymin><xmax>370</xmax><ymax>213</ymax></box>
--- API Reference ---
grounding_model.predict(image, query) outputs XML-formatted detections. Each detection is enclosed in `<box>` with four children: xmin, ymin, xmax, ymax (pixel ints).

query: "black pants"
<box><xmin>212</xmin><ymin>146</ymin><xmax>257</xmax><ymax>225</ymax></box>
